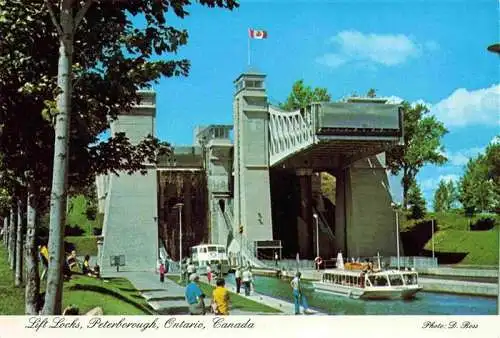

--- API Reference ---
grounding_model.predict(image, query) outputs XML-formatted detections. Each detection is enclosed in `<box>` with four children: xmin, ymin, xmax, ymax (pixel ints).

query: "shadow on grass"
<box><xmin>118</xmin><ymin>288</ymin><xmax>165</xmax><ymax>293</ymax></box>
<box><xmin>67</xmin><ymin>283</ymin><xmax>155</xmax><ymax>315</ymax></box>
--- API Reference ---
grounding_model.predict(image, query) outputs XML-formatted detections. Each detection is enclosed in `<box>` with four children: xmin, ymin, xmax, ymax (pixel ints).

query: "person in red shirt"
<box><xmin>159</xmin><ymin>263</ymin><xmax>166</xmax><ymax>287</ymax></box>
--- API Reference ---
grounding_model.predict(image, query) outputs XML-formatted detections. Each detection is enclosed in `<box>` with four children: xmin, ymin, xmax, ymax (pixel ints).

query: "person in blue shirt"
<box><xmin>185</xmin><ymin>273</ymin><xmax>206</xmax><ymax>315</ymax></box>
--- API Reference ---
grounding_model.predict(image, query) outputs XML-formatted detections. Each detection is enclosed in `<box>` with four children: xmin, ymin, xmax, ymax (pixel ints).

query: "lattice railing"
<box><xmin>269</xmin><ymin>106</ymin><xmax>315</xmax><ymax>166</ymax></box>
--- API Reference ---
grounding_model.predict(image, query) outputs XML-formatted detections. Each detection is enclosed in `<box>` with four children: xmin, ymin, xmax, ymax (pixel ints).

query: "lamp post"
<box><xmin>174</xmin><ymin>203</ymin><xmax>184</xmax><ymax>266</ymax></box>
<box><xmin>486</xmin><ymin>42</ymin><xmax>499</xmax><ymax>316</ymax></box>
<box><xmin>391</xmin><ymin>202</ymin><xmax>400</xmax><ymax>270</ymax></box>
<box><xmin>431</xmin><ymin>219</ymin><xmax>435</xmax><ymax>261</ymax></box>
<box><xmin>313</xmin><ymin>213</ymin><xmax>319</xmax><ymax>271</ymax></box>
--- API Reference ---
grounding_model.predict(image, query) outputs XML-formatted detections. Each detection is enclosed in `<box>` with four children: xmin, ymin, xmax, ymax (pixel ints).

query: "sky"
<box><xmin>133</xmin><ymin>0</ymin><xmax>499</xmax><ymax>208</ymax></box>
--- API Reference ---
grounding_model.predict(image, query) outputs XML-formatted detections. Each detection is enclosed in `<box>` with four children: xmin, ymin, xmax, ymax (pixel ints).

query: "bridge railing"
<box><xmin>268</xmin><ymin>105</ymin><xmax>315</xmax><ymax>166</ymax></box>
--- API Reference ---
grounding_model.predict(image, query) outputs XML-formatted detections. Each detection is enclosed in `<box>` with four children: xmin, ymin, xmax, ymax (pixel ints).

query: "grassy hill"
<box><xmin>402</xmin><ymin>211</ymin><xmax>499</xmax><ymax>266</ymax></box>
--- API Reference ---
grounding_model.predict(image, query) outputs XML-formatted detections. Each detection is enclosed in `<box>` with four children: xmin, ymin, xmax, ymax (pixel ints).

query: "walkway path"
<box><xmin>106</xmin><ymin>271</ymin><xmax>318</xmax><ymax>315</ymax></box>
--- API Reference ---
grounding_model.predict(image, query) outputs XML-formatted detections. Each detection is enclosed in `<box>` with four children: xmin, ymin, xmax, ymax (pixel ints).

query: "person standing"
<box><xmin>274</xmin><ymin>251</ymin><xmax>279</xmax><ymax>266</ymax></box>
<box><xmin>241</xmin><ymin>267</ymin><xmax>252</xmax><ymax>296</ymax></box>
<box><xmin>206</xmin><ymin>264</ymin><xmax>212</xmax><ymax>284</ymax></box>
<box><xmin>185</xmin><ymin>273</ymin><xmax>206</xmax><ymax>315</ymax></box>
<box><xmin>159</xmin><ymin>262</ymin><xmax>166</xmax><ymax>286</ymax></box>
<box><xmin>212</xmin><ymin>278</ymin><xmax>230</xmax><ymax>315</ymax></box>
<box><xmin>291</xmin><ymin>272</ymin><xmax>311</xmax><ymax>315</ymax></box>
<box><xmin>217</xmin><ymin>260</ymin><xmax>223</xmax><ymax>279</ymax></box>
<box><xmin>234</xmin><ymin>266</ymin><xmax>242</xmax><ymax>294</ymax></box>
<box><xmin>39</xmin><ymin>244</ymin><xmax>49</xmax><ymax>280</ymax></box>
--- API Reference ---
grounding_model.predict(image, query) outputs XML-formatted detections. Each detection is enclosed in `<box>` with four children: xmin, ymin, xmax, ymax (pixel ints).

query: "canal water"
<box><xmin>243</xmin><ymin>274</ymin><xmax>497</xmax><ymax>315</ymax></box>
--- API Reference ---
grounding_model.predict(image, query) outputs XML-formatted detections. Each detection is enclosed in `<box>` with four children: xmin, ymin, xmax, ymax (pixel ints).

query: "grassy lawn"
<box><xmin>63</xmin><ymin>275</ymin><xmax>153</xmax><ymax>315</ymax></box>
<box><xmin>167</xmin><ymin>275</ymin><xmax>281</xmax><ymax>314</ymax></box>
<box><xmin>0</xmin><ymin>245</ymin><xmax>25</xmax><ymax>314</ymax></box>
<box><xmin>0</xmin><ymin>245</ymin><xmax>152</xmax><ymax>315</ymax></box>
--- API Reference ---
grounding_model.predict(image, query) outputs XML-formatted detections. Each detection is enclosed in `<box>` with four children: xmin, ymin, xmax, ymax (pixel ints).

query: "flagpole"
<box><xmin>247</xmin><ymin>35</ymin><xmax>251</xmax><ymax>67</ymax></box>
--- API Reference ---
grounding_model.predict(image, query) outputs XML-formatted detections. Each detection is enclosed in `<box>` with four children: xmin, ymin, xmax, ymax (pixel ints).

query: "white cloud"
<box><xmin>431</xmin><ymin>84</ymin><xmax>500</xmax><ymax>127</ymax></box>
<box><xmin>317</xmin><ymin>31</ymin><xmax>436</xmax><ymax>68</ymax></box>
<box><xmin>420</xmin><ymin>174</ymin><xmax>460</xmax><ymax>191</ymax></box>
<box><xmin>444</xmin><ymin>147</ymin><xmax>485</xmax><ymax>166</ymax></box>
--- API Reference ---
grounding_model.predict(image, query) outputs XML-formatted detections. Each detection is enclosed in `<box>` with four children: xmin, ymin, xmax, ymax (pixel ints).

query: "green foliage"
<box><xmin>366</xmin><ymin>88</ymin><xmax>377</xmax><ymax>98</ymax></box>
<box><xmin>433</xmin><ymin>179</ymin><xmax>458</xmax><ymax>212</ymax></box>
<box><xmin>407</xmin><ymin>181</ymin><xmax>426</xmax><ymax>219</ymax></box>
<box><xmin>320</xmin><ymin>173</ymin><xmax>336</xmax><ymax>204</ymax></box>
<box><xmin>280</xmin><ymin>80</ymin><xmax>331</xmax><ymax>111</ymax></box>
<box><xmin>66</xmin><ymin>195</ymin><xmax>101</xmax><ymax>236</ymax></box>
<box><xmin>66</xmin><ymin>236</ymin><xmax>98</xmax><ymax>256</ymax></box>
<box><xmin>459</xmin><ymin>141</ymin><xmax>499</xmax><ymax>216</ymax></box>
<box><xmin>386</xmin><ymin>102</ymin><xmax>448</xmax><ymax>207</ymax></box>
<box><xmin>0</xmin><ymin>0</ymin><xmax>239</xmax><ymax>198</ymax></box>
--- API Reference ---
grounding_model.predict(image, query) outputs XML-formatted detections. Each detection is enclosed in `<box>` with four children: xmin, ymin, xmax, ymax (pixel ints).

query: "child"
<box><xmin>159</xmin><ymin>263</ymin><xmax>166</xmax><ymax>286</ymax></box>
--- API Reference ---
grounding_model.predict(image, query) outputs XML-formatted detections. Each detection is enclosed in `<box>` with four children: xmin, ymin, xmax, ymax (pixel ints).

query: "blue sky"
<box><xmin>135</xmin><ymin>0</ymin><xmax>499</xmax><ymax>208</ymax></box>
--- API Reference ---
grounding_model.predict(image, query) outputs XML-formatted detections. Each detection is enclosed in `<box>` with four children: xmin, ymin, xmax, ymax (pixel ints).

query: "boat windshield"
<box><xmin>403</xmin><ymin>273</ymin><xmax>418</xmax><ymax>285</ymax></box>
<box><xmin>388</xmin><ymin>274</ymin><xmax>404</xmax><ymax>286</ymax></box>
<box><xmin>368</xmin><ymin>275</ymin><xmax>389</xmax><ymax>286</ymax></box>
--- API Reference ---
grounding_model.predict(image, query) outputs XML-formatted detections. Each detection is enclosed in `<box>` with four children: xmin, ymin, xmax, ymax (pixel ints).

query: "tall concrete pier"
<box><xmin>232</xmin><ymin>73</ymin><xmax>274</xmax><ymax>243</ymax></box>
<box><xmin>99</xmin><ymin>91</ymin><xmax>158</xmax><ymax>273</ymax></box>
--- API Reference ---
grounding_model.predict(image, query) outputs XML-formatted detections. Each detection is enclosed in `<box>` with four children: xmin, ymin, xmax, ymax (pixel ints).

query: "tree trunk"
<box><xmin>43</xmin><ymin>4</ymin><xmax>73</xmax><ymax>315</ymax></box>
<box><xmin>25</xmin><ymin>182</ymin><xmax>40</xmax><ymax>315</ymax></box>
<box><xmin>15</xmin><ymin>199</ymin><xmax>24</xmax><ymax>286</ymax></box>
<box><xmin>3</xmin><ymin>215</ymin><xmax>9</xmax><ymax>247</ymax></box>
<box><xmin>9</xmin><ymin>203</ymin><xmax>17</xmax><ymax>270</ymax></box>
<box><xmin>402</xmin><ymin>168</ymin><xmax>410</xmax><ymax>209</ymax></box>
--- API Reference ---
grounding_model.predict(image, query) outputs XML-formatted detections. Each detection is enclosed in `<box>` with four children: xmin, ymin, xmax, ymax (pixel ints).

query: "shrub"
<box><xmin>470</xmin><ymin>217</ymin><xmax>496</xmax><ymax>231</ymax></box>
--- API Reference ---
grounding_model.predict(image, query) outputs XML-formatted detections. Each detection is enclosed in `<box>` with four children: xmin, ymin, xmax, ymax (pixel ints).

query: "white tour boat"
<box><xmin>312</xmin><ymin>254</ymin><xmax>422</xmax><ymax>300</ymax></box>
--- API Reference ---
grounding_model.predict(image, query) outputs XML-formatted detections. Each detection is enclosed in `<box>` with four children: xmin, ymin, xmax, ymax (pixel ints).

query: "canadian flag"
<box><xmin>249</xmin><ymin>29</ymin><xmax>268</xmax><ymax>39</ymax></box>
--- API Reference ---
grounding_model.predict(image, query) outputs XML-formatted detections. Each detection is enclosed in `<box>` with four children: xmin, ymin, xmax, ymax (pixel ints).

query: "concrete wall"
<box><xmin>95</xmin><ymin>175</ymin><xmax>109</xmax><ymax>214</ymax></box>
<box><xmin>99</xmin><ymin>91</ymin><xmax>158</xmax><ymax>274</ymax></box>
<box><xmin>345</xmin><ymin>154</ymin><xmax>398</xmax><ymax>258</ymax></box>
<box><xmin>100</xmin><ymin>169</ymin><xmax>158</xmax><ymax>273</ymax></box>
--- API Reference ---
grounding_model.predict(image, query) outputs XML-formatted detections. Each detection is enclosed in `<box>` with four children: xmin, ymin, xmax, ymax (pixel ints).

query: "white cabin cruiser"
<box><xmin>312</xmin><ymin>254</ymin><xmax>422</xmax><ymax>300</ymax></box>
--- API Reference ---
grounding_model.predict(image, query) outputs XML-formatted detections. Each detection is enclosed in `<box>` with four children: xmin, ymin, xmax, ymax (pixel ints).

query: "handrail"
<box><xmin>313</xmin><ymin>205</ymin><xmax>336</xmax><ymax>243</ymax></box>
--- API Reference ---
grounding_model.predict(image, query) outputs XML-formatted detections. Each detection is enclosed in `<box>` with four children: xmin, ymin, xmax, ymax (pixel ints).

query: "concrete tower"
<box><xmin>232</xmin><ymin>72</ymin><xmax>273</xmax><ymax>244</ymax></box>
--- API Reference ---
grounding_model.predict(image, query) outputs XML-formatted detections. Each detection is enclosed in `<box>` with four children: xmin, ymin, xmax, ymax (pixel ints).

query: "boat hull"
<box><xmin>312</xmin><ymin>282</ymin><xmax>422</xmax><ymax>300</ymax></box>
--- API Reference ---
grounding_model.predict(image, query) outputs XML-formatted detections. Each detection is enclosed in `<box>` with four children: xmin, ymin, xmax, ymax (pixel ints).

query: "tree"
<box><xmin>459</xmin><ymin>142</ymin><xmax>499</xmax><ymax>216</ymax></box>
<box><xmin>407</xmin><ymin>181</ymin><xmax>426</xmax><ymax>219</ymax></box>
<box><xmin>280</xmin><ymin>80</ymin><xmax>331</xmax><ymax>111</ymax></box>
<box><xmin>433</xmin><ymin>179</ymin><xmax>458</xmax><ymax>212</ymax></box>
<box><xmin>386</xmin><ymin>102</ymin><xmax>448</xmax><ymax>208</ymax></box>
<box><xmin>367</xmin><ymin>88</ymin><xmax>377</xmax><ymax>98</ymax></box>
<box><xmin>1</xmin><ymin>0</ymin><xmax>238</xmax><ymax>315</ymax></box>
